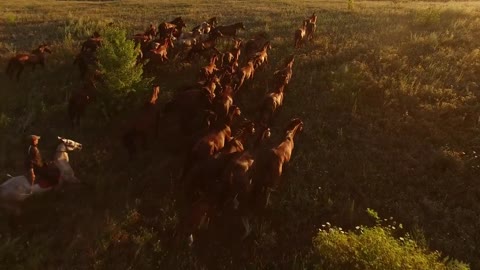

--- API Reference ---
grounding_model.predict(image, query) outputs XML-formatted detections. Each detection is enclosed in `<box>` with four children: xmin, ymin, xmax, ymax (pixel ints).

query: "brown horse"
<box><xmin>185</xmin><ymin>31</ymin><xmax>223</xmax><ymax>62</ymax></box>
<box><xmin>221</xmin><ymin>39</ymin><xmax>242</xmax><ymax>71</ymax></box>
<box><xmin>212</xmin><ymin>84</ymin><xmax>234</xmax><ymax>120</ymax></box>
<box><xmin>142</xmin><ymin>36</ymin><xmax>175</xmax><ymax>71</ymax></box>
<box><xmin>258</xmin><ymin>83</ymin><xmax>286</xmax><ymax>125</ymax></box>
<box><xmin>144</xmin><ymin>23</ymin><xmax>157</xmax><ymax>37</ymax></box>
<box><xmin>305</xmin><ymin>13</ymin><xmax>317</xmax><ymax>41</ymax></box>
<box><xmin>158</xmin><ymin>17</ymin><xmax>186</xmax><ymax>39</ymax></box>
<box><xmin>251</xmin><ymin>118</ymin><xmax>304</xmax><ymax>208</ymax></box>
<box><xmin>273</xmin><ymin>54</ymin><xmax>295</xmax><ymax>86</ymax></box>
<box><xmin>213</xmin><ymin>22</ymin><xmax>245</xmax><ymax>37</ymax></box>
<box><xmin>6</xmin><ymin>44</ymin><xmax>52</xmax><ymax>81</ymax></box>
<box><xmin>73</xmin><ymin>50</ymin><xmax>98</xmax><ymax>79</ymax></box>
<box><xmin>251</xmin><ymin>41</ymin><xmax>271</xmax><ymax>69</ymax></box>
<box><xmin>244</xmin><ymin>32</ymin><xmax>269</xmax><ymax>59</ymax></box>
<box><xmin>294</xmin><ymin>20</ymin><xmax>308</xmax><ymax>48</ymax></box>
<box><xmin>81</xmin><ymin>32</ymin><xmax>102</xmax><ymax>52</ymax></box>
<box><xmin>234</xmin><ymin>60</ymin><xmax>255</xmax><ymax>92</ymax></box>
<box><xmin>68</xmin><ymin>80</ymin><xmax>97</xmax><ymax>128</ymax></box>
<box><xmin>192</xmin><ymin>17</ymin><xmax>218</xmax><ymax>34</ymax></box>
<box><xmin>122</xmin><ymin>86</ymin><xmax>161</xmax><ymax>159</ymax></box>
<box><xmin>198</xmin><ymin>54</ymin><xmax>219</xmax><ymax>80</ymax></box>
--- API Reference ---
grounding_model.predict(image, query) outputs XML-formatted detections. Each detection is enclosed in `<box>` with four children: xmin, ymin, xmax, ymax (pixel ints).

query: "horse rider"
<box><xmin>25</xmin><ymin>135</ymin><xmax>47</xmax><ymax>186</ymax></box>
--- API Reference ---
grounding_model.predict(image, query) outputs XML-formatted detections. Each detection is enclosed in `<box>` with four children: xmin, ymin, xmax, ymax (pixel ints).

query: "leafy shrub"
<box><xmin>313</xmin><ymin>211</ymin><xmax>470</xmax><ymax>270</ymax></box>
<box><xmin>96</xmin><ymin>26</ymin><xmax>151</xmax><ymax>118</ymax></box>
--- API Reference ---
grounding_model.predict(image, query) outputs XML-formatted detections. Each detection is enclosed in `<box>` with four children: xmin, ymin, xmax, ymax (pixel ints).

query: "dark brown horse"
<box><xmin>6</xmin><ymin>44</ymin><xmax>52</xmax><ymax>81</ymax></box>
<box><xmin>73</xmin><ymin>50</ymin><xmax>98</xmax><ymax>79</ymax></box>
<box><xmin>213</xmin><ymin>22</ymin><xmax>245</xmax><ymax>37</ymax></box>
<box><xmin>122</xmin><ymin>86</ymin><xmax>161</xmax><ymax>159</ymax></box>
<box><xmin>68</xmin><ymin>80</ymin><xmax>97</xmax><ymax>128</ymax></box>
<box><xmin>81</xmin><ymin>32</ymin><xmax>102</xmax><ymax>52</ymax></box>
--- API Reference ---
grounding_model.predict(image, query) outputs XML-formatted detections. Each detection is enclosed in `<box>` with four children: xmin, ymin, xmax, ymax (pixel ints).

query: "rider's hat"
<box><xmin>29</xmin><ymin>135</ymin><xmax>41</xmax><ymax>141</ymax></box>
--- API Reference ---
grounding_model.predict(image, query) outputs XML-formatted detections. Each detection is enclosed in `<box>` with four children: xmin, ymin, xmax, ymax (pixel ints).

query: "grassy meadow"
<box><xmin>1</xmin><ymin>0</ymin><xmax>480</xmax><ymax>269</ymax></box>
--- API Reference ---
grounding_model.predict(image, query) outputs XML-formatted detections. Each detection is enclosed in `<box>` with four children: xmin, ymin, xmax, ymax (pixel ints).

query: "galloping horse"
<box><xmin>252</xmin><ymin>118</ymin><xmax>304</xmax><ymax>208</ymax></box>
<box><xmin>213</xmin><ymin>22</ymin><xmax>246</xmax><ymax>37</ymax></box>
<box><xmin>158</xmin><ymin>17</ymin><xmax>186</xmax><ymax>39</ymax></box>
<box><xmin>5</xmin><ymin>44</ymin><xmax>52</xmax><ymax>81</ymax></box>
<box><xmin>0</xmin><ymin>137</ymin><xmax>83</xmax><ymax>215</ymax></box>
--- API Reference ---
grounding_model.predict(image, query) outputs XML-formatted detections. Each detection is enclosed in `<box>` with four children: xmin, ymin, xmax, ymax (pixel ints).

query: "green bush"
<box><xmin>96</xmin><ymin>26</ymin><xmax>150</xmax><ymax>118</ymax></box>
<box><xmin>313</xmin><ymin>213</ymin><xmax>470</xmax><ymax>270</ymax></box>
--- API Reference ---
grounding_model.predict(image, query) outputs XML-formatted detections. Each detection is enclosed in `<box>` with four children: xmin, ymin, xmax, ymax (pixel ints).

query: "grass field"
<box><xmin>1</xmin><ymin>0</ymin><xmax>480</xmax><ymax>269</ymax></box>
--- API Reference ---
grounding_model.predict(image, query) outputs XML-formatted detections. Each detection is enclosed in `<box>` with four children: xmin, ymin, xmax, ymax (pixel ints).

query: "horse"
<box><xmin>258</xmin><ymin>83</ymin><xmax>286</xmax><ymax>125</ymax></box>
<box><xmin>294</xmin><ymin>20</ymin><xmax>308</xmax><ymax>48</ymax></box>
<box><xmin>221</xmin><ymin>39</ymin><xmax>242</xmax><ymax>72</ymax></box>
<box><xmin>192</xmin><ymin>17</ymin><xmax>218</xmax><ymax>34</ymax></box>
<box><xmin>273</xmin><ymin>54</ymin><xmax>295</xmax><ymax>86</ymax></box>
<box><xmin>158</xmin><ymin>17</ymin><xmax>186</xmax><ymax>39</ymax></box>
<box><xmin>251</xmin><ymin>41</ymin><xmax>271</xmax><ymax>69</ymax></box>
<box><xmin>73</xmin><ymin>50</ymin><xmax>98</xmax><ymax>79</ymax></box>
<box><xmin>185</xmin><ymin>31</ymin><xmax>223</xmax><ymax>62</ymax></box>
<box><xmin>0</xmin><ymin>137</ymin><xmax>83</xmax><ymax>216</ymax></box>
<box><xmin>198</xmin><ymin>54</ymin><xmax>219</xmax><ymax>80</ymax></box>
<box><xmin>5</xmin><ymin>44</ymin><xmax>52</xmax><ymax>81</ymax></box>
<box><xmin>251</xmin><ymin>118</ymin><xmax>304</xmax><ymax>208</ymax></box>
<box><xmin>244</xmin><ymin>32</ymin><xmax>269</xmax><ymax>59</ymax></box>
<box><xmin>212</xmin><ymin>22</ymin><xmax>245</xmax><ymax>37</ymax></box>
<box><xmin>81</xmin><ymin>32</ymin><xmax>102</xmax><ymax>52</ymax></box>
<box><xmin>122</xmin><ymin>86</ymin><xmax>161</xmax><ymax>159</ymax></box>
<box><xmin>305</xmin><ymin>13</ymin><xmax>317</xmax><ymax>41</ymax></box>
<box><xmin>234</xmin><ymin>60</ymin><xmax>255</xmax><ymax>93</ymax></box>
<box><xmin>68</xmin><ymin>80</ymin><xmax>97</xmax><ymax>128</ymax></box>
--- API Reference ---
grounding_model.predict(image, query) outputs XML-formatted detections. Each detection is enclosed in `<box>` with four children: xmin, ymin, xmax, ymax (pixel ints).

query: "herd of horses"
<box><xmin>2</xmin><ymin>13</ymin><xmax>318</xmax><ymax>244</ymax></box>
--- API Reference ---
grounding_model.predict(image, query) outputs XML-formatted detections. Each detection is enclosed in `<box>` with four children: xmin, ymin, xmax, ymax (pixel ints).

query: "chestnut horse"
<box><xmin>251</xmin><ymin>41</ymin><xmax>271</xmax><ymax>69</ymax></box>
<box><xmin>273</xmin><ymin>54</ymin><xmax>295</xmax><ymax>86</ymax></box>
<box><xmin>6</xmin><ymin>44</ymin><xmax>52</xmax><ymax>81</ymax></box>
<box><xmin>294</xmin><ymin>20</ymin><xmax>308</xmax><ymax>48</ymax></box>
<box><xmin>258</xmin><ymin>83</ymin><xmax>286</xmax><ymax>125</ymax></box>
<box><xmin>192</xmin><ymin>17</ymin><xmax>218</xmax><ymax>34</ymax></box>
<box><xmin>251</xmin><ymin>118</ymin><xmax>304</xmax><ymax>208</ymax></box>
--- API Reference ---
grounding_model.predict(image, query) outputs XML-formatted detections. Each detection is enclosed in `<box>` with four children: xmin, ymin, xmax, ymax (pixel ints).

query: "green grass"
<box><xmin>1</xmin><ymin>0</ymin><xmax>480</xmax><ymax>269</ymax></box>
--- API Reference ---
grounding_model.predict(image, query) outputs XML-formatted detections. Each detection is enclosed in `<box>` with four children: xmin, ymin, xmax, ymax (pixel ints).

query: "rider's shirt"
<box><xmin>25</xmin><ymin>145</ymin><xmax>43</xmax><ymax>170</ymax></box>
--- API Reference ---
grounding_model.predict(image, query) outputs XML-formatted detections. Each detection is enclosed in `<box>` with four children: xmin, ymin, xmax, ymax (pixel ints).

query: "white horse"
<box><xmin>0</xmin><ymin>136</ymin><xmax>83</xmax><ymax>215</ymax></box>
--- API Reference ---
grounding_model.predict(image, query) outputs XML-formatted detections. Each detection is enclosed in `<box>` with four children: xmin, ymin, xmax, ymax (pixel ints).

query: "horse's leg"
<box><xmin>241</xmin><ymin>216</ymin><xmax>251</xmax><ymax>240</ymax></box>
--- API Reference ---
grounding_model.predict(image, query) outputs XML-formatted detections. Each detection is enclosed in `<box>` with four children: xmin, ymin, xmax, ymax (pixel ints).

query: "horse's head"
<box><xmin>229</xmin><ymin>105</ymin><xmax>241</xmax><ymax>118</ymax></box>
<box><xmin>237</xmin><ymin>22</ymin><xmax>246</xmax><ymax>30</ymax></box>
<box><xmin>284</xmin><ymin>118</ymin><xmax>304</xmax><ymax>139</ymax></box>
<box><xmin>35</xmin><ymin>44</ymin><xmax>52</xmax><ymax>54</ymax></box>
<box><xmin>57</xmin><ymin>136</ymin><xmax>83</xmax><ymax>152</ymax></box>
<box><xmin>92</xmin><ymin>31</ymin><xmax>101</xmax><ymax>38</ymax></box>
<box><xmin>172</xmin><ymin>17</ymin><xmax>186</xmax><ymax>28</ymax></box>
<box><xmin>208</xmin><ymin>17</ymin><xmax>218</xmax><ymax>27</ymax></box>
<box><xmin>241</xmin><ymin>120</ymin><xmax>255</xmax><ymax>136</ymax></box>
